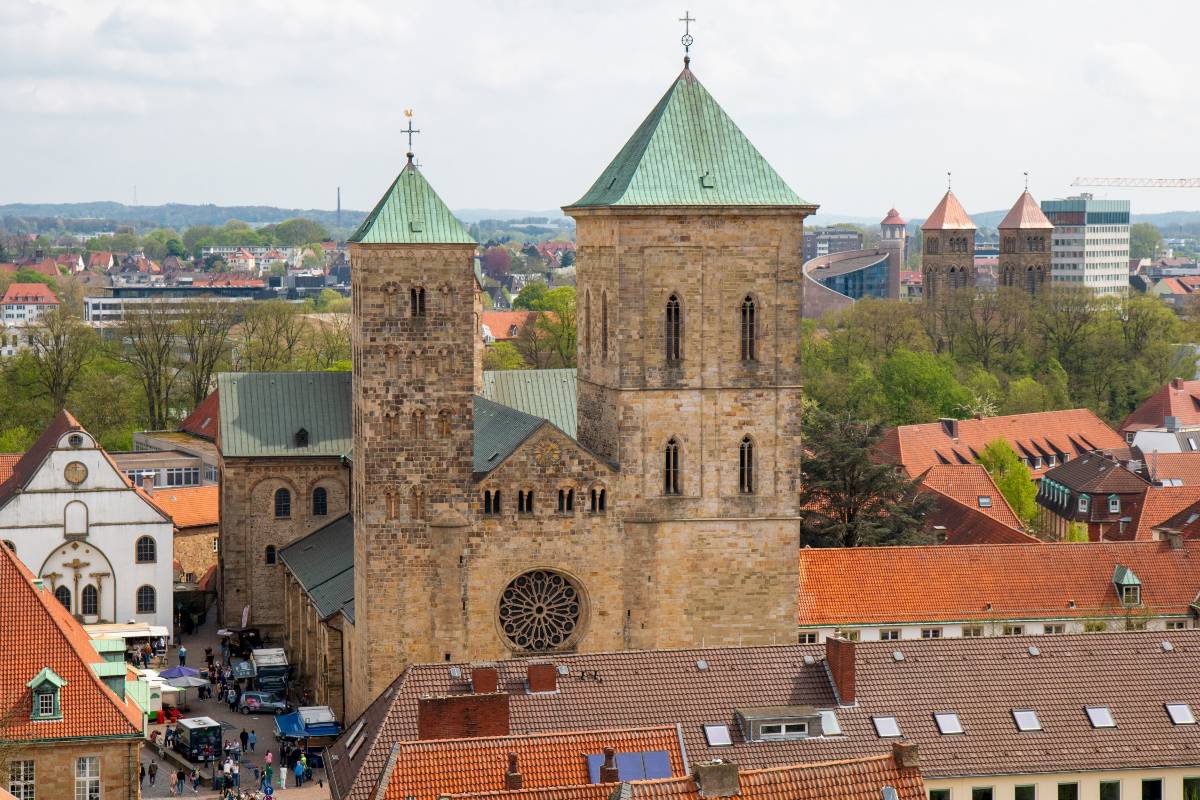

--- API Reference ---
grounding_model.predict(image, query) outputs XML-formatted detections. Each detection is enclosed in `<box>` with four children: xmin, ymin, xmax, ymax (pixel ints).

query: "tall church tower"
<box><xmin>346</xmin><ymin>151</ymin><xmax>480</xmax><ymax>713</ymax></box>
<box><xmin>565</xmin><ymin>60</ymin><xmax>816</xmax><ymax>650</ymax></box>
<box><xmin>920</xmin><ymin>189</ymin><xmax>976</xmax><ymax>302</ymax></box>
<box><xmin>879</xmin><ymin>207</ymin><xmax>907</xmax><ymax>299</ymax></box>
<box><xmin>998</xmin><ymin>189</ymin><xmax>1053</xmax><ymax>294</ymax></box>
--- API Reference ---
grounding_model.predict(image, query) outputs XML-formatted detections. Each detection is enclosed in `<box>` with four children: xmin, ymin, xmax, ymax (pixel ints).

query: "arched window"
<box><xmin>926</xmin><ymin>236</ymin><xmax>939</xmax><ymax>255</ymax></box>
<box><xmin>54</xmin><ymin>585</ymin><xmax>71</xmax><ymax>611</ymax></box>
<box><xmin>274</xmin><ymin>488</ymin><xmax>291</xmax><ymax>518</ymax></box>
<box><xmin>740</xmin><ymin>296</ymin><xmax>756</xmax><ymax>362</ymax></box>
<box><xmin>484</xmin><ymin>489</ymin><xmax>502</xmax><ymax>515</ymax></box>
<box><xmin>81</xmin><ymin>584</ymin><xmax>98</xmax><ymax>616</ymax></box>
<box><xmin>557</xmin><ymin>488</ymin><xmax>574</xmax><ymax>513</ymax></box>
<box><xmin>65</xmin><ymin>501</ymin><xmax>87</xmax><ymax>538</ymax></box>
<box><xmin>136</xmin><ymin>585</ymin><xmax>156</xmax><ymax>614</ymax></box>
<box><xmin>312</xmin><ymin>487</ymin><xmax>328</xmax><ymax>516</ymax></box>
<box><xmin>518</xmin><ymin>490</ymin><xmax>534</xmax><ymax>514</ymax></box>
<box><xmin>589</xmin><ymin>486</ymin><xmax>607</xmax><ymax>513</ymax></box>
<box><xmin>410</xmin><ymin>286</ymin><xmax>426</xmax><ymax>317</ymax></box>
<box><xmin>665</xmin><ymin>295</ymin><xmax>681</xmax><ymax>362</ymax></box>
<box><xmin>264</xmin><ymin>545</ymin><xmax>277</xmax><ymax>565</ymax></box>
<box><xmin>739</xmin><ymin>436</ymin><xmax>755</xmax><ymax>495</ymax></box>
<box><xmin>437</xmin><ymin>409</ymin><xmax>452</xmax><ymax>437</ymax></box>
<box><xmin>664</xmin><ymin>438</ymin><xmax>681</xmax><ymax>495</ymax></box>
<box><xmin>601</xmin><ymin>291</ymin><xmax>609</xmax><ymax>363</ymax></box>
<box><xmin>412</xmin><ymin>409</ymin><xmax>425</xmax><ymax>438</ymax></box>
<box><xmin>135</xmin><ymin>536</ymin><xmax>156</xmax><ymax>563</ymax></box>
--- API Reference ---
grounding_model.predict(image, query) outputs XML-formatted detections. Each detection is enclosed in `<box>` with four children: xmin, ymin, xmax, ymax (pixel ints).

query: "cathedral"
<box><xmin>219</xmin><ymin>59</ymin><xmax>815</xmax><ymax>720</ymax></box>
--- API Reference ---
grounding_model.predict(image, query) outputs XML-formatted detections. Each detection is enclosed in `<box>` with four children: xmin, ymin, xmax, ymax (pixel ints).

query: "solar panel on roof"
<box><xmin>585</xmin><ymin>750</ymin><xmax>673</xmax><ymax>784</ymax></box>
<box><xmin>642</xmin><ymin>751</ymin><xmax>671</xmax><ymax>779</ymax></box>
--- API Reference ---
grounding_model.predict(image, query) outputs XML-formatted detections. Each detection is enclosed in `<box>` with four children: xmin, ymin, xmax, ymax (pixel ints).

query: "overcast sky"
<box><xmin>4</xmin><ymin>0</ymin><xmax>1200</xmax><ymax>218</ymax></box>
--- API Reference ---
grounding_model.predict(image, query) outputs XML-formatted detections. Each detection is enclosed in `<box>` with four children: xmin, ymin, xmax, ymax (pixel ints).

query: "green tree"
<box><xmin>977</xmin><ymin>438</ymin><xmax>1038</xmax><ymax>527</ymax></box>
<box><xmin>1130</xmin><ymin>222</ymin><xmax>1163</xmax><ymax>259</ymax></box>
<box><xmin>536</xmin><ymin>286</ymin><xmax>576</xmax><ymax>367</ymax></box>
<box><xmin>877</xmin><ymin>349</ymin><xmax>970</xmax><ymax>425</ymax></box>
<box><xmin>261</xmin><ymin>218</ymin><xmax>329</xmax><ymax>247</ymax></box>
<box><xmin>799</xmin><ymin>410</ymin><xmax>935</xmax><ymax>547</ymax></box>
<box><xmin>483</xmin><ymin>341</ymin><xmax>527</xmax><ymax>370</ymax></box>
<box><xmin>513</xmin><ymin>281</ymin><xmax>549</xmax><ymax>310</ymax></box>
<box><xmin>26</xmin><ymin>308</ymin><xmax>98</xmax><ymax>410</ymax></box>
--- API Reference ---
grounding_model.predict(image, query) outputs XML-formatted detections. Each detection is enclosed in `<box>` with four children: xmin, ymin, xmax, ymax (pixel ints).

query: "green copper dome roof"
<box><xmin>349</xmin><ymin>158</ymin><xmax>475</xmax><ymax>245</ymax></box>
<box><xmin>569</xmin><ymin>66</ymin><xmax>809</xmax><ymax>208</ymax></box>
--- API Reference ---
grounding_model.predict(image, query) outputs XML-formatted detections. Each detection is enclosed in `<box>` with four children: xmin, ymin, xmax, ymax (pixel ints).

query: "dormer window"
<box><xmin>27</xmin><ymin>667</ymin><xmax>65</xmax><ymax>721</ymax></box>
<box><xmin>294</xmin><ymin>428</ymin><xmax>309</xmax><ymax>448</ymax></box>
<box><xmin>1114</xmin><ymin>565</ymin><xmax>1141</xmax><ymax>606</ymax></box>
<box><xmin>1122</xmin><ymin>585</ymin><xmax>1141</xmax><ymax>606</ymax></box>
<box><xmin>1078</xmin><ymin>494</ymin><xmax>1090</xmax><ymax>513</ymax></box>
<box><xmin>736</xmin><ymin>706</ymin><xmax>822</xmax><ymax>741</ymax></box>
<box><xmin>1108</xmin><ymin>495</ymin><xmax>1120</xmax><ymax>514</ymax></box>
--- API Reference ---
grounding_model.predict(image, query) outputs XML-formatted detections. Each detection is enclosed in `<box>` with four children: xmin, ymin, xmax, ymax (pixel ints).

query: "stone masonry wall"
<box><xmin>174</xmin><ymin>523</ymin><xmax>217</xmax><ymax>580</ymax></box>
<box><xmin>13</xmin><ymin>738</ymin><xmax>138</xmax><ymax>800</ymax></box>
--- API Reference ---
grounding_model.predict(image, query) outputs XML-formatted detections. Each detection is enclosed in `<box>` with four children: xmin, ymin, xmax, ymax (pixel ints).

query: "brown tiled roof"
<box><xmin>924</xmin><ymin>499</ymin><xmax>1039</xmax><ymax>545</ymax></box>
<box><xmin>1121</xmin><ymin>379</ymin><xmax>1200</xmax><ymax>434</ymax></box>
<box><xmin>920</xmin><ymin>190</ymin><xmax>975</xmax><ymax>231</ymax></box>
<box><xmin>329</xmin><ymin>630</ymin><xmax>1200</xmax><ymax>798</ymax></box>
<box><xmin>179</xmin><ymin>390</ymin><xmax>219</xmax><ymax>441</ymax></box>
<box><xmin>877</xmin><ymin>410</ymin><xmax>1126</xmax><ymax>479</ymax></box>
<box><xmin>152</xmin><ymin>485</ymin><xmax>218</xmax><ymax>529</ymax></box>
<box><xmin>380</xmin><ymin>726</ymin><xmax>685</xmax><ymax>800</ymax></box>
<box><xmin>918</xmin><ymin>465</ymin><xmax>1022</xmax><ymax>528</ymax></box>
<box><xmin>0</xmin><ymin>536</ymin><xmax>141</xmax><ymax>741</ymax></box>
<box><xmin>1042</xmin><ymin>452</ymin><xmax>1149</xmax><ymax>493</ymax></box>
<box><xmin>797</xmin><ymin>540</ymin><xmax>1200</xmax><ymax>625</ymax></box>
<box><xmin>998</xmin><ymin>191</ymin><xmax>1054</xmax><ymax>230</ymax></box>
<box><xmin>1124</xmin><ymin>486</ymin><xmax>1200</xmax><ymax>540</ymax></box>
<box><xmin>1143</xmin><ymin>452</ymin><xmax>1200</xmax><ymax>486</ymax></box>
<box><xmin>448</xmin><ymin>754</ymin><xmax>923</xmax><ymax>800</ymax></box>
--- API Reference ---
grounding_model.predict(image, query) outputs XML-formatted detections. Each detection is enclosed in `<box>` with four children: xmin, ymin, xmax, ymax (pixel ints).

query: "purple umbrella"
<box><xmin>159</xmin><ymin>666</ymin><xmax>199</xmax><ymax>679</ymax></box>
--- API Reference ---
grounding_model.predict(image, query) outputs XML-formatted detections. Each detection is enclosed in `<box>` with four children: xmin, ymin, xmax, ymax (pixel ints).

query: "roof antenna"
<box><xmin>402</xmin><ymin>109</ymin><xmax>420</xmax><ymax>166</ymax></box>
<box><xmin>679</xmin><ymin>10</ymin><xmax>695</xmax><ymax>68</ymax></box>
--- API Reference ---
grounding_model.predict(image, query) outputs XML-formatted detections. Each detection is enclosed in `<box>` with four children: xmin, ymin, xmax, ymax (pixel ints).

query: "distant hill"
<box><xmin>0</xmin><ymin>201</ymin><xmax>367</xmax><ymax>234</ymax></box>
<box><xmin>454</xmin><ymin>208</ymin><xmax>567</xmax><ymax>223</ymax></box>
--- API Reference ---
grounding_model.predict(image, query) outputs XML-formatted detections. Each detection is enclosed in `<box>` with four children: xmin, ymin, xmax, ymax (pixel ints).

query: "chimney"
<box><xmin>1166</xmin><ymin>416</ymin><xmax>1180</xmax><ymax>433</ymax></box>
<box><xmin>693</xmin><ymin>761</ymin><xmax>741</xmax><ymax>799</ymax></box>
<box><xmin>892</xmin><ymin>742</ymin><xmax>920</xmax><ymax>769</ymax></box>
<box><xmin>938</xmin><ymin>418</ymin><xmax>959</xmax><ymax>439</ymax></box>
<box><xmin>933</xmin><ymin>525</ymin><xmax>948</xmax><ymax>544</ymax></box>
<box><xmin>1172</xmin><ymin>377</ymin><xmax>1185</xmax><ymax>390</ymax></box>
<box><xmin>527</xmin><ymin>662</ymin><xmax>557</xmax><ymax>693</ymax></box>
<box><xmin>141</xmin><ymin>475</ymin><xmax>155</xmax><ymax>492</ymax></box>
<box><xmin>599</xmin><ymin>748</ymin><xmax>620</xmax><ymax>783</ymax></box>
<box><xmin>1165</xmin><ymin>529</ymin><xmax>1185</xmax><ymax>550</ymax></box>
<box><xmin>825</xmin><ymin>636</ymin><xmax>856</xmax><ymax>705</ymax></box>
<box><xmin>471</xmin><ymin>666</ymin><xmax>499</xmax><ymax>694</ymax></box>
<box><xmin>416</xmin><ymin>692</ymin><xmax>510</xmax><ymax>740</ymax></box>
<box><xmin>505</xmin><ymin>753</ymin><xmax>523</xmax><ymax>790</ymax></box>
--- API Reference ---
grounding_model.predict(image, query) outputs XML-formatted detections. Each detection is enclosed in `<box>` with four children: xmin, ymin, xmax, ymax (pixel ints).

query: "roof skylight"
<box><xmin>977</xmin><ymin>496</ymin><xmax>993</xmax><ymax>508</ymax></box>
<box><xmin>1167</xmin><ymin>703</ymin><xmax>1196</xmax><ymax>725</ymax></box>
<box><xmin>703</xmin><ymin>724</ymin><xmax>732</xmax><ymax>746</ymax></box>
<box><xmin>820</xmin><ymin>710</ymin><xmax>843</xmax><ymax>736</ymax></box>
<box><xmin>933</xmin><ymin>712</ymin><xmax>964</xmax><ymax>735</ymax></box>
<box><xmin>872</xmin><ymin>716</ymin><xmax>901</xmax><ymax>738</ymax></box>
<box><xmin>1012</xmin><ymin>709</ymin><xmax>1042</xmax><ymax>732</ymax></box>
<box><xmin>1086</xmin><ymin>706</ymin><xmax>1115</xmax><ymax>728</ymax></box>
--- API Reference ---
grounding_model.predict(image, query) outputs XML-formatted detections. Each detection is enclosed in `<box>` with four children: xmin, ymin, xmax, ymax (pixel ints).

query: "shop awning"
<box><xmin>274</xmin><ymin>706</ymin><xmax>341</xmax><ymax>739</ymax></box>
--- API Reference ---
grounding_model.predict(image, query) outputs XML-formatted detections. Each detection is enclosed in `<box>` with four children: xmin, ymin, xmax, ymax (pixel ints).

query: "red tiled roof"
<box><xmin>180</xmin><ymin>390</ymin><xmax>220</xmax><ymax>441</ymax></box>
<box><xmin>1141</xmin><ymin>452</ymin><xmax>1200</xmax><ymax>487</ymax></box>
<box><xmin>191</xmin><ymin>276</ymin><xmax>265</xmax><ymax>288</ymax></box>
<box><xmin>919</xmin><ymin>465</ymin><xmax>1023</xmax><ymax>528</ymax></box>
<box><xmin>797</xmin><ymin>539</ymin><xmax>1200</xmax><ymax>625</ymax></box>
<box><xmin>448</xmin><ymin>754</ymin><xmax>923</xmax><ymax>800</ymax></box>
<box><xmin>381</xmin><ymin>726</ymin><xmax>686</xmax><ymax>800</ymax></box>
<box><xmin>0</xmin><ymin>536</ymin><xmax>141</xmax><ymax>741</ymax></box>
<box><xmin>482</xmin><ymin>311</ymin><xmax>541</xmax><ymax>341</ymax></box>
<box><xmin>20</xmin><ymin>258</ymin><xmax>61</xmax><ymax>278</ymax></box>
<box><xmin>1123</xmin><ymin>485</ymin><xmax>1200</xmax><ymax>540</ymax></box>
<box><xmin>0</xmin><ymin>263</ymin><xmax>16</xmax><ymax>275</ymax></box>
<box><xmin>998</xmin><ymin>191</ymin><xmax>1053</xmax><ymax>230</ymax></box>
<box><xmin>0</xmin><ymin>454</ymin><xmax>20</xmax><ymax>484</ymax></box>
<box><xmin>1</xmin><ymin>282</ymin><xmax>59</xmax><ymax>306</ymax></box>
<box><xmin>1121</xmin><ymin>379</ymin><xmax>1200</xmax><ymax>434</ymax></box>
<box><xmin>920</xmin><ymin>190</ymin><xmax>975</xmax><ymax>230</ymax></box>
<box><xmin>87</xmin><ymin>252</ymin><xmax>113</xmax><ymax>269</ymax></box>
<box><xmin>877</xmin><ymin>410</ymin><xmax>1126</xmax><ymax>479</ymax></box>
<box><xmin>152</xmin><ymin>485</ymin><xmax>218</xmax><ymax>529</ymax></box>
<box><xmin>880</xmin><ymin>208</ymin><xmax>906</xmax><ymax>227</ymax></box>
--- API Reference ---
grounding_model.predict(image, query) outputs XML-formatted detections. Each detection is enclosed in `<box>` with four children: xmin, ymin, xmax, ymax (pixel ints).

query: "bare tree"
<box><xmin>26</xmin><ymin>308</ymin><xmax>97</xmax><ymax>409</ymax></box>
<box><xmin>113</xmin><ymin>304</ymin><xmax>181</xmax><ymax>430</ymax></box>
<box><xmin>233</xmin><ymin>301</ymin><xmax>308</xmax><ymax>372</ymax></box>
<box><xmin>176</xmin><ymin>301</ymin><xmax>236</xmax><ymax>407</ymax></box>
<box><xmin>305</xmin><ymin>313</ymin><xmax>351</xmax><ymax>370</ymax></box>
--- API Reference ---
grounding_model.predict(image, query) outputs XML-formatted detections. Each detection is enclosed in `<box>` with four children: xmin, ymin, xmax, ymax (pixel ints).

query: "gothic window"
<box><xmin>740</xmin><ymin>295</ymin><xmax>756</xmax><ymax>362</ymax></box>
<box><xmin>411</xmin><ymin>487</ymin><xmax>425</xmax><ymax>520</ymax></box>
<box><xmin>312</xmin><ymin>487</ymin><xmax>328</xmax><ymax>516</ymax></box>
<box><xmin>135</xmin><ymin>536</ymin><xmax>156</xmax><ymax>563</ymax></box>
<box><xmin>81</xmin><ymin>584</ymin><xmax>98</xmax><ymax>616</ymax></box>
<box><xmin>274</xmin><ymin>488</ymin><xmax>291</xmax><ymax>518</ymax></box>
<box><xmin>54</xmin><ymin>585</ymin><xmax>71</xmax><ymax>611</ymax></box>
<box><xmin>518</xmin><ymin>490</ymin><xmax>534</xmax><ymax>514</ymax></box>
<box><xmin>410</xmin><ymin>286</ymin><xmax>426</xmax><ymax>317</ymax></box>
<box><xmin>1003</xmin><ymin>237</ymin><xmax>1016</xmax><ymax>253</ymax></box>
<box><xmin>665</xmin><ymin>294</ymin><xmax>682</xmax><ymax>362</ymax></box>
<box><xmin>739</xmin><ymin>436</ymin><xmax>755</xmax><ymax>494</ymax></box>
<box><xmin>437</xmin><ymin>409</ymin><xmax>452</xmax><ymax>436</ymax></box>
<box><xmin>664</xmin><ymin>438</ymin><xmax>681</xmax><ymax>495</ymax></box>
<box><xmin>412</xmin><ymin>409</ymin><xmax>425</xmax><ymax>437</ymax></box>
<box><xmin>136</xmin><ymin>585</ymin><xmax>156</xmax><ymax>614</ymax></box>
<box><xmin>498</xmin><ymin>569</ymin><xmax>583</xmax><ymax>652</ymax></box>
<box><xmin>601</xmin><ymin>291</ymin><xmax>609</xmax><ymax>363</ymax></box>
<box><xmin>926</xmin><ymin>236</ymin><xmax>939</xmax><ymax>255</ymax></box>
<box><xmin>265</xmin><ymin>545</ymin><xmax>277</xmax><ymax>564</ymax></box>
<box><xmin>557</xmin><ymin>488</ymin><xmax>575</xmax><ymax>513</ymax></box>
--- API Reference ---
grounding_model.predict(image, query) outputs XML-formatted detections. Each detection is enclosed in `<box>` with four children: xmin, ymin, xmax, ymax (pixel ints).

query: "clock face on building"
<box><xmin>533</xmin><ymin>441</ymin><xmax>561</xmax><ymax>468</ymax></box>
<box><xmin>64</xmin><ymin>461</ymin><xmax>88</xmax><ymax>485</ymax></box>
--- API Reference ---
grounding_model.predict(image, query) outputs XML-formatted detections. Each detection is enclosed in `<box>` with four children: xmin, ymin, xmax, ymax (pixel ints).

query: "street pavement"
<box><xmin>138</xmin><ymin>610</ymin><xmax>332</xmax><ymax>799</ymax></box>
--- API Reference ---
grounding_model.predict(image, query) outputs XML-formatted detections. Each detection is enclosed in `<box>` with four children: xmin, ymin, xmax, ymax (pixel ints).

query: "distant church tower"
<box><xmin>920</xmin><ymin>189</ymin><xmax>976</xmax><ymax>302</ymax></box>
<box><xmin>567</xmin><ymin>58</ymin><xmax>816</xmax><ymax>651</ymax></box>
<box><xmin>879</xmin><ymin>207</ymin><xmax>907</xmax><ymax>299</ymax></box>
<box><xmin>346</xmin><ymin>149</ymin><xmax>480</xmax><ymax>711</ymax></box>
<box><xmin>998</xmin><ymin>189</ymin><xmax>1053</xmax><ymax>294</ymax></box>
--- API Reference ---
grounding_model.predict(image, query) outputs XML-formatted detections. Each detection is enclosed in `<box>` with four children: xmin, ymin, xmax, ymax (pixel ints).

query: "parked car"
<box><xmin>239</xmin><ymin>691</ymin><xmax>290</xmax><ymax>715</ymax></box>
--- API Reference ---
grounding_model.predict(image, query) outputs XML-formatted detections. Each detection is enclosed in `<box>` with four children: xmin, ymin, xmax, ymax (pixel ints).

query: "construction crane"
<box><xmin>1073</xmin><ymin>177</ymin><xmax>1200</xmax><ymax>188</ymax></box>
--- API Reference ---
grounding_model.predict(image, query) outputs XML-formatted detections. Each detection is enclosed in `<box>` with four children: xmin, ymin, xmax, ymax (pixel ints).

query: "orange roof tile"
<box><xmin>180</xmin><ymin>390</ymin><xmax>219</xmax><ymax>441</ymax></box>
<box><xmin>381</xmin><ymin>726</ymin><xmax>686</xmax><ymax>800</ymax></box>
<box><xmin>796</xmin><ymin>539</ymin><xmax>1200</xmax><ymax>625</ymax></box>
<box><xmin>481</xmin><ymin>311</ymin><xmax>541</xmax><ymax>342</ymax></box>
<box><xmin>1125</xmin><ymin>485</ymin><xmax>1200</xmax><ymax>540</ymax></box>
<box><xmin>1144</xmin><ymin>452</ymin><xmax>1200</xmax><ymax>486</ymax></box>
<box><xmin>0</xmin><ymin>282</ymin><xmax>59</xmax><ymax>305</ymax></box>
<box><xmin>0</xmin><ymin>454</ymin><xmax>20</xmax><ymax>484</ymax></box>
<box><xmin>152</xmin><ymin>485</ymin><xmax>218</xmax><ymax>529</ymax></box>
<box><xmin>880</xmin><ymin>208</ymin><xmax>906</xmax><ymax>227</ymax></box>
<box><xmin>878</xmin><ymin>410</ymin><xmax>1125</xmax><ymax>479</ymax></box>
<box><xmin>0</xmin><ymin>536</ymin><xmax>141</xmax><ymax>741</ymax></box>
<box><xmin>918</xmin><ymin>465</ymin><xmax>1023</xmax><ymax>528</ymax></box>
<box><xmin>1121</xmin><ymin>378</ymin><xmax>1200</xmax><ymax>434</ymax></box>
<box><xmin>998</xmin><ymin>191</ymin><xmax>1053</xmax><ymax>230</ymax></box>
<box><xmin>920</xmin><ymin>190</ymin><xmax>975</xmax><ymax>231</ymax></box>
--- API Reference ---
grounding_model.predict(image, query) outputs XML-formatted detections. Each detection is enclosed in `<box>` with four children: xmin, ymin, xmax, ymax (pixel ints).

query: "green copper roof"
<box><xmin>1112</xmin><ymin>564</ymin><xmax>1141</xmax><ymax>586</ymax></box>
<box><xmin>481</xmin><ymin>368</ymin><xmax>577</xmax><ymax>439</ymax></box>
<box><xmin>217</xmin><ymin>371</ymin><xmax>352</xmax><ymax>458</ymax></box>
<box><xmin>570</xmin><ymin>67</ymin><xmax>808</xmax><ymax>208</ymax></box>
<box><xmin>348</xmin><ymin>159</ymin><xmax>475</xmax><ymax>245</ymax></box>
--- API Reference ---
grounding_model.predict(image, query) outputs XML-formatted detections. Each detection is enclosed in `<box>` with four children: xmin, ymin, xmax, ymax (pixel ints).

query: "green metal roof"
<box><xmin>278</xmin><ymin>513</ymin><xmax>354</xmax><ymax>620</ymax></box>
<box><xmin>480</xmin><ymin>368</ymin><xmax>577</xmax><ymax>438</ymax></box>
<box><xmin>1112</xmin><ymin>564</ymin><xmax>1141</xmax><ymax>586</ymax></box>
<box><xmin>348</xmin><ymin>158</ymin><xmax>475</xmax><ymax>245</ymax></box>
<box><xmin>570</xmin><ymin>67</ymin><xmax>809</xmax><ymax>208</ymax></box>
<box><xmin>473</xmin><ymin>396</ymin><xmax>545</xmax><ymax>474</ymax></box>
<box><xmin>217</xmin><ymin>372</ymin><xmax>352</xmax><ymax>458</ymax></box>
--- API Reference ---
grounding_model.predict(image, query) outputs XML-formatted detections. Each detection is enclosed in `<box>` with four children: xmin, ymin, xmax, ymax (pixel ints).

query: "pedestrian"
<box><xmin>175</xmin><ymin>768</ymin><xmax>186</xmax><ymax>796</ymax></box>
<box><xmin>239</xmin><ymin>728</ymin><xmax>249</xmax><ymax>753</ymax></box>
<box><xmin>232</xmin><ymin>761</ymin><xmax>240</xmax><ymax>788</ymax></box>
<box><xmin>248</xmin><ymin>729</ymin><xmax>256</xmax><ymax>752</ymax></box>
<box><xmin>227</xmin><ymin>686</ymin><xmax>237</xmax><ymax>713</ymax></box>
<box><xmin>265</xmin><ymin>750</ymin><xmax>273</xmax><ymax>767</ymax></box>
<box><xmin>148</xmin><ymin>762</ymin><xmax>158</xmax><ymax>786</ymax></box>
<box><xmin>178</xmin><ymin>644</ymin><xmax>187</xmax><ymax>667</ymax></box>
<box><xmin>190</xmin><ymin>766</ymin><xmax>200</xmax><ymax>793</ymax></box>
<box><xmin>294</xmin><ymin>757</ymin><xmax>304</xmax><ymax>787</ymax></box>
<box><xmin>263</xmin><ymin>764</ymin><xmax>273</xmax><ymax>791</ymax></box>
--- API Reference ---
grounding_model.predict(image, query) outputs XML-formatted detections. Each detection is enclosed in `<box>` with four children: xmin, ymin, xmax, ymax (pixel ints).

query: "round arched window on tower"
<box><xmin>498</xmin><ymin>569</ymin><xmax>585</xmax><ymax>652</ymax></box>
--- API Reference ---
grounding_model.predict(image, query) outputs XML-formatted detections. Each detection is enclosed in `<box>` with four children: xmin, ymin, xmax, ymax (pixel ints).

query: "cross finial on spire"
<box><xmin>679</xmin><ymin>10</ymin><xmax>695</xmax><ymax>66</ymax></box>
<box><xmin>1024</xmin><ymin>171</ymin><xmax>1029</xmax><ymax>191</ymax></box>
<box><xmin>402</xmin><ymin>109</ymin><xmax>420</xmax><ymax>164</ymax></box>
<box><xmin>947</xmin><ymin>171</ymin><xmax>952</xmax><ymax>191</ymax></box>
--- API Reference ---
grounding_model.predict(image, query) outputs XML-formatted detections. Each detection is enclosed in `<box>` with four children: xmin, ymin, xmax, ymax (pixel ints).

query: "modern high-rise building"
<box><xmin>803</xmin><ymin>227</ymin><xmax>863</xmax><ymax>262</ymax></box>
<box><xmin>1041</xmin><ymin>194</ymin><xmax>1130</xmax><ymax>295</ymax></box>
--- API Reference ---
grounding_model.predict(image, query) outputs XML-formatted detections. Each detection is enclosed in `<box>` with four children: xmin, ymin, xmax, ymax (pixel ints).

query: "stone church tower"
<box><xmin>567</xmin><ymin>61</ymin><xmax>815</xmax><ymax>652</ymax></box>
<box><xmin>998</xmin><ymin>190</ymin><xmax>1053</xmax><ymax>294</ymax></box>
<box><xmin>920</xmin><ymin>189</ymin><xmax>976</xmax><ymax>302</ymax></box>
<box><xmin>879</xmin><ymin>207</ymin><xmax>907</xmax><ymax>299</ymax></box>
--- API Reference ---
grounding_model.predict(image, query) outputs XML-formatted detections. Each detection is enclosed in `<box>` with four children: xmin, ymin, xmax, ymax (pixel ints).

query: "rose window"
<box><xmin>498</xmin><ymin>570</ymin><xmax>582</xmax><ymax>651</ymax></box>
